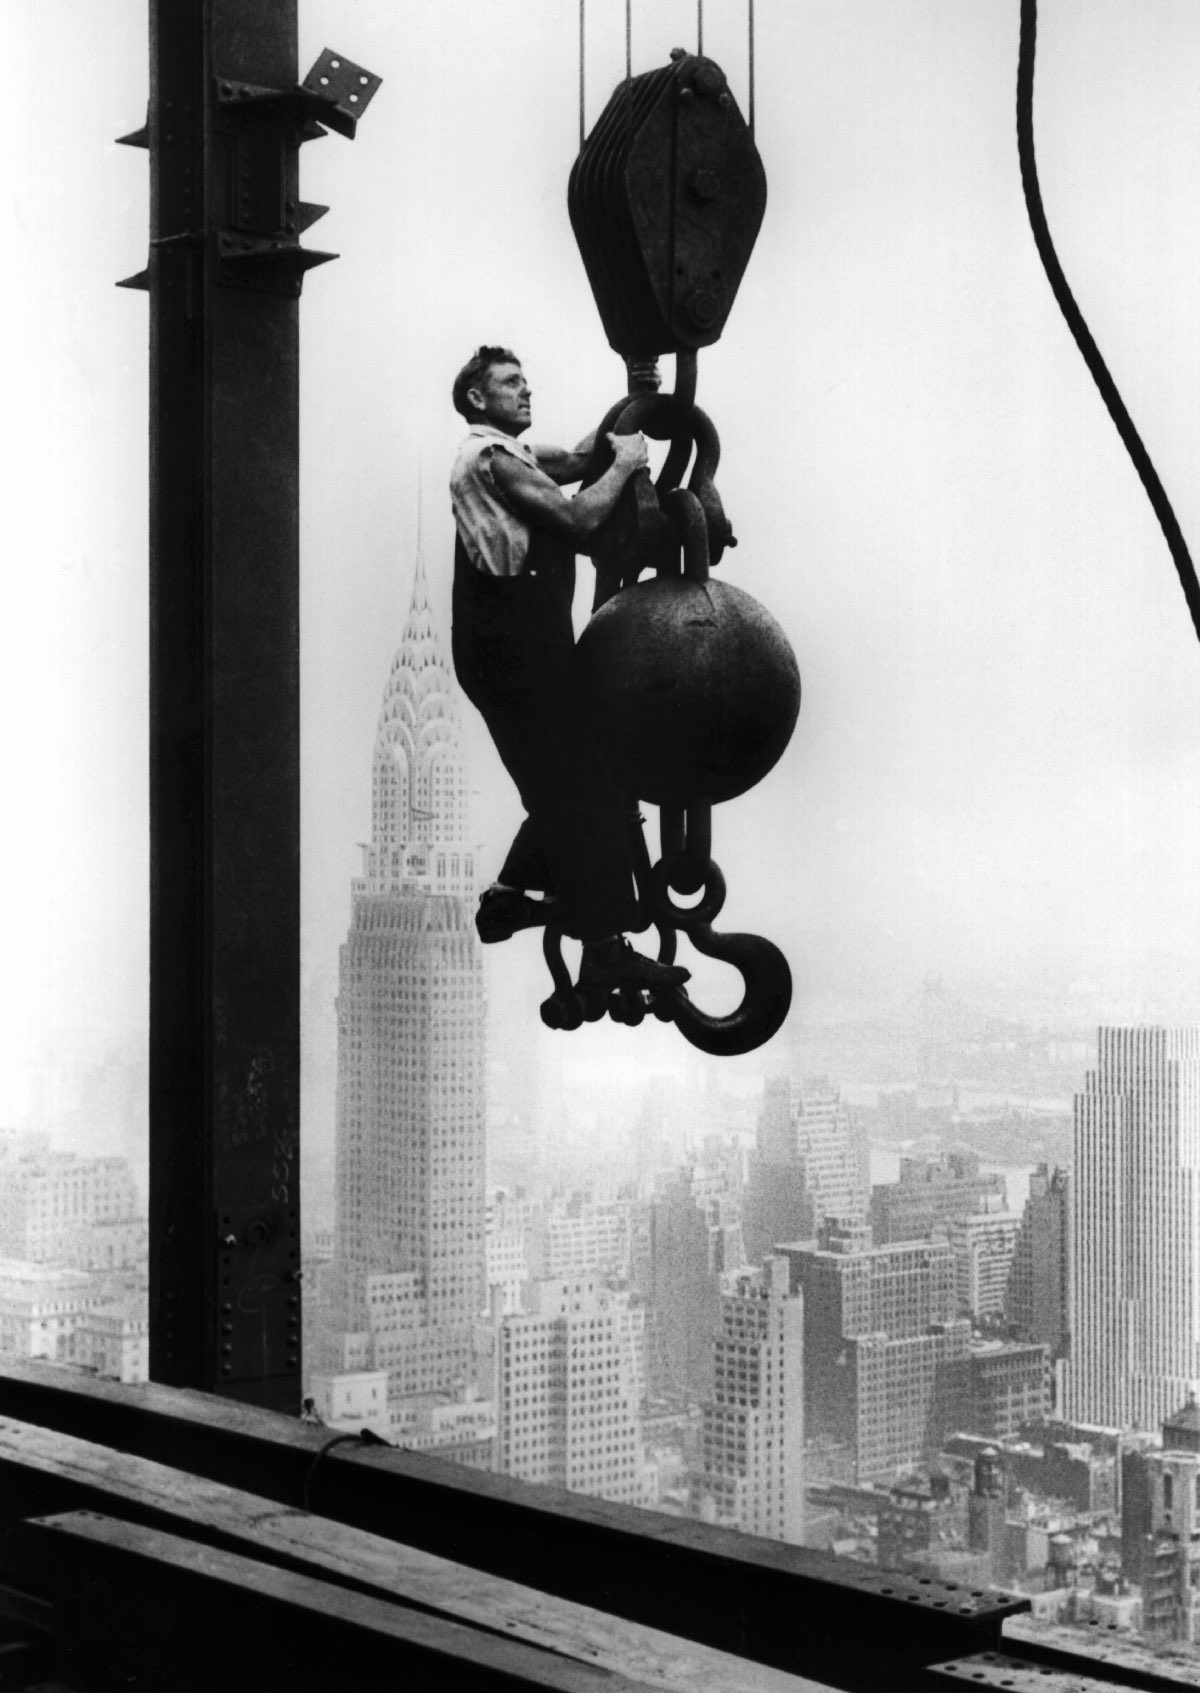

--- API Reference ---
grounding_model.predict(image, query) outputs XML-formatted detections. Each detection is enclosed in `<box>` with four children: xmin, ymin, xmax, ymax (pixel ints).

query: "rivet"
<box><xmin>679</xmin><ymin>87</ymin><xmax>694</xmax><ymax>103</ymax></box>
<box><xmin>717</xmin><ymin>91</ymin><xmax>732</xmax><ymax>108</ymax></box>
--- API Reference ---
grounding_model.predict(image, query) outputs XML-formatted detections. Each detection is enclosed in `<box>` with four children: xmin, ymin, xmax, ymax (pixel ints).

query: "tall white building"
<box><xmin>493</xmin><ymin>1274</ymin><xmax>652</xmax><ymax>1506</ymax></box>
<box><xmin>1063</xmin><ymin>1026</ymin><xmax>1200</xmax><ymax>1432</ymax></box>
<box><xmin>694</xmin><ymin>1257</ymin><xmax>805</xmax><ymax>1543</ymax></box>
<box><xmin>318</xmin><ymin>561</ymin><xmax>487</xmax><ymax>1408</ymax></box>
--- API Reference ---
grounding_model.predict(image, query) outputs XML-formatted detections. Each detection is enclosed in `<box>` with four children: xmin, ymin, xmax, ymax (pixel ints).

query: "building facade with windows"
<box><xmin>315</xmin><ymin>562</ymin><xmax>487</xmax><ymax>1413</ymax></box>
<box><xmin>870</xmin><ymin>1151</ymin><xmax>1007</xmax><ymax>1246</ymax></box>
<box><xmin>1005</xmin><ymin>1163</ymin><xmax>1069</xmax><ymax>1361</ymax></box>
<box><xmin>493</xmin><ymin>1274</ymin><xmax>652</xmax><ymax>1506</ymax></box>
<box><xmin>1062</xmin><ymin>1026</ymin><xmax>1200</xmax><ymax>1432</ymax></box>
<box><xmin>784</xmin><ymin>1231</ymin><xmax>970</xmax><ymax>1483</ymax></box>
<box><xmin>945</xmin><ymin>1212</ymin><xmax>1021</xmax><ymax>1321</ymax></box>
<box><xmin>693</xmin><ymin>1257</ymin><xmax>805</xmax><ymax>1543</ymax></box>
<box><xmin>0</xmin><ymin>1152</ymin><xmax>143</xmax><ymax>1270</ymax></box>
<box><xmin>743</xmin><ymin>1077</ymin><xmax>867</xmax><ymax>1263</ymax></box>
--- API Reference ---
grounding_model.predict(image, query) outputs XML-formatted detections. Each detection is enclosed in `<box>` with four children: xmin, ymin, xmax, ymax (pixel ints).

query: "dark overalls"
<box><xmin>451</xmin><ymin>530</ymin><xmax>637</xmax><ymax>942</ymax></box>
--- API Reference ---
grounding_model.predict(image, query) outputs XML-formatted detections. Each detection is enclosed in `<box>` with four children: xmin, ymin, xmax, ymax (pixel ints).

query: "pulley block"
<box><xmin>568</xmin><ymin>51</ymin><xmax>767</xmax><ymax>356</ymax></box>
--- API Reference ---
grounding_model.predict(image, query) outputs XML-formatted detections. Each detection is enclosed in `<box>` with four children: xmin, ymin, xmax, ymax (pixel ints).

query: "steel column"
<box><xmin>147</xmin><ymin>0</ymin><xmax>302</xmax><ymax>1409</ymax></box>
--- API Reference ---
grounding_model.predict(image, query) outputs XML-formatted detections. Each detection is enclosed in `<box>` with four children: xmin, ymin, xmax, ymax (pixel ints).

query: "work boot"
<box><xmin>577</xmin><ymin>937</ymin><xmax>690</xmax><ymax>994</ymax></box>
<box><xmin>475</xmin><ymin>885</ymin><xmax>558</xmax><ymax>944</ymax></box>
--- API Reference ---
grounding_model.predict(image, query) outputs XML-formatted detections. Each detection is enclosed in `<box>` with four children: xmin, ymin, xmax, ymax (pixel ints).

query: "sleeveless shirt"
<box><xmin>449</xmin><ymin>424</ymin><xmax>549</xmax><ymax>577</ymax></box>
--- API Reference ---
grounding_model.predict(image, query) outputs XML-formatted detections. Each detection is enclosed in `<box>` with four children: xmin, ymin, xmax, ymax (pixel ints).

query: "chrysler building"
<box><xmin>322</xmin><ymin>558</ymin><xmax>487</xmax><ymax>1403</ymax></box>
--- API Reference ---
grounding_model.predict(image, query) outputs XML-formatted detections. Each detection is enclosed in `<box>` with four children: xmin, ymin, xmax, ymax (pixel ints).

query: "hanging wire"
<box><xmin>1017</xmin><ymin>0</ymin><xmax>1200</xmax><ymax>647</ymax></box>
<box><xmin>698</xmin><ymin>0</ymin><xmax>704</xmax><ymax>55</ymax></box>
<box><xmin>625</xmin><ymin>0</ymin><xmax>633</xmax><ymax>139</ymax></box>
<box><xmin>579</xmin><ymin>0</ymin><xmax>585</xmax><ymax>150</ymax></box>
<box><xmin>748</xmin><ymin>0</ymin><xmax>755</xmax><ymax>136</ymax></box>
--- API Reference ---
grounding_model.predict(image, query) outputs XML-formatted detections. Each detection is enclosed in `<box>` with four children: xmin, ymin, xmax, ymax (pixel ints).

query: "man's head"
<box><xmin>452</xmin><ymin>346</ymin><xmax>531</xmax><ymax>436</ymax></box>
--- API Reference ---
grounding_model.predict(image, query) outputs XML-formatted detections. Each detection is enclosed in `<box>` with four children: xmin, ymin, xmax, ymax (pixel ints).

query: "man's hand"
<box><xmin>607</xmin><ymin>430</ymin><xmax>649</xmax><ymax>474</ymax></box>
<box><xmin>492</xmin><ymin>428</ymin><xmax>652</xmax><ymax>542</ymax></box>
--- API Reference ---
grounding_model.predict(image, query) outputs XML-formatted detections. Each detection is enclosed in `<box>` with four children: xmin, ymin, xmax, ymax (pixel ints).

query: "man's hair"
<box><xmin>452</xmin><ymin>345</ymin><xmax>520</xmax><ymax>421</ymax></box>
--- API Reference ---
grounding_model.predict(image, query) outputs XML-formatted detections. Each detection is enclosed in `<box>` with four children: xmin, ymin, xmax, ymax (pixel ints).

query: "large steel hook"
<box><xmin>648</xmin><ymin>854</ymin><xmax>793</xmax><ymax>1057</ymax></box>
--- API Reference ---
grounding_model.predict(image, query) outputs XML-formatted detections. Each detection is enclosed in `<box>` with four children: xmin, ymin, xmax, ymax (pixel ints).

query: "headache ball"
<box><xmin>577</xmin><ymin>575</ymin><xmax>800</xmax><ymax>808</ymax></box>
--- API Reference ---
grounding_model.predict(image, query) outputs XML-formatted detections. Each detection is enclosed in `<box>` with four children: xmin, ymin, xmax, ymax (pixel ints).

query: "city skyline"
<box><xmin>7</xmin><ymin>4</ymin><xmax>1200</xmax><ymax>1664</ymax></box>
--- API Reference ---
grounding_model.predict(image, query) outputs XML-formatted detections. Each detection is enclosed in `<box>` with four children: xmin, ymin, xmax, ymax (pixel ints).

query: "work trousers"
<box><xmin>451</xmin><ymin>538</ymin><xmax>637</xmax><ymax>942</ymax></box>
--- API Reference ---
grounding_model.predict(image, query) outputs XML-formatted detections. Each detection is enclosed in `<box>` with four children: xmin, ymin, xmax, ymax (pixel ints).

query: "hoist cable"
<box><xmin>625</xmin><ymin>0</ymin><xmax>632</xmax><ymax>139</ymax></box>
<box><xmin>579</xmin><ymin>0</ymin><xmax>585</xmax><ymax>150</ymax></box>
<box><xmin>698</xmin><ymin>1</ymin><xmax>704</xmax><ymax>55</ymax></box>
<box><xmin>1017</xmin><ymin>0</ymin><xmax>1200</xmax><ymax>646</ymax></box>
<box><xmin>748</xmin><ymin>0</ymin><xmax>755</xmax><ymax>136</ymax></box>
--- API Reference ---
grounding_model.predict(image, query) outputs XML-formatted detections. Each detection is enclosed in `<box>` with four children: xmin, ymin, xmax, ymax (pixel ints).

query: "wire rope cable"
<box><xmin>748</xmin><ymin>0</ymin><xmax>755</xmax><ymax>136</ymax></box>
<box><xmin>1017</xmin><ymin>0</ymin><xmax>1200</xmax><ymax>645</ymax></box>
<box><xmin>625</xmin><ymin>0</ymin><xmax>632</xmax><ymax>138</ymax></box>
<box><xmin>579</xmin><ymin>0</ymin><xmax>586</xmax><ymax>150</ymax></box>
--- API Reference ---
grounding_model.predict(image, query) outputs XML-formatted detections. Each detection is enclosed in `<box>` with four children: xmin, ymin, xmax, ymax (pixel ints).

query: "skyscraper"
<box><xmin>693</xmin><ymin>1257</ymin><xmax>805</xmax><ymax>1543</ymax></box>
<box><xmin>783</xmin><ymin>1229</ymin><xmax>970</xmax><ymax>1483</ymax></box>
<box><xmin>318</xmin><ymin>561</ymin><xmax>487</xmax><ymax>1408</ymax></box>
<box><xmin>1063</xmin><ymin>1026</ymin><xmax>1200</xmax><ymax>1433</ymax></box>
<box><xmin>492</xmin><ymin>1273</ymin><xmax>651</xmax><ymax>1506</ymax></box>
<box><xmin>743</xmin><ymin>1077</ymin><xmax>867</xmax><ymax>1263</ymax></box>
<box><xmin>1005</xmin><ymin>1163</ymin><xmax>1069</xmax><ymax>1361</ymax></box>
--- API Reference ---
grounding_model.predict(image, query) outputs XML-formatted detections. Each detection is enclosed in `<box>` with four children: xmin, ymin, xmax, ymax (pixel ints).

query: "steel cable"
<box><xmin>1017</xmin><ymin>0</ymin><xmax>1200</xmax><ymax>645</ymax></box>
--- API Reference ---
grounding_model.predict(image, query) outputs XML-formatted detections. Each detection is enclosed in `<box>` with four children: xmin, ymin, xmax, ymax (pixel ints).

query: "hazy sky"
<box><xmin>5</xmin><ymin>1</ymin><xmax>1200</xmax><ymax>1127</ymax></box>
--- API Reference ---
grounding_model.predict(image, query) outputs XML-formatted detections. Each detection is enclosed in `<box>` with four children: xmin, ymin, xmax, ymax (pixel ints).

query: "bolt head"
<box><xmin>684</xmin><ymin>285</ymin><xmax>721</xmax><ymax>329</ymax></box>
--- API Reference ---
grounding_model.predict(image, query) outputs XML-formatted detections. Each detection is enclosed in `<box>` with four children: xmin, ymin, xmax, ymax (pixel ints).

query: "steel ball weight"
<box><xmin>577</xmin><ymin>576</ymin><xmax>800</xmax><ymax>808</ymax></box>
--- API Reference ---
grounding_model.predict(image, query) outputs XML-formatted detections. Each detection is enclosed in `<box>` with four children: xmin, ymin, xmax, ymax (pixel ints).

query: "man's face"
<box><xmin>470</xmin><ymin>362</ymin><xmax>532</xmax><ymax>436</ymax></box>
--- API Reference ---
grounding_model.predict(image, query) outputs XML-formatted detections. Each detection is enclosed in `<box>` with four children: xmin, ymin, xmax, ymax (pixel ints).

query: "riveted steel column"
<box><xmin>147</xmin><ymin>0</ymin><xmax>301</xmax><ymax>1410</ymax></box>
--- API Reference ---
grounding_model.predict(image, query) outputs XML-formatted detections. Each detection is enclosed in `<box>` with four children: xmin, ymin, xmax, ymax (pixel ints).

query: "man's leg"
<box><xmin>452</xmin><ymin>556</ymin><xmax>686</xmax><ymax>989</ymax></box>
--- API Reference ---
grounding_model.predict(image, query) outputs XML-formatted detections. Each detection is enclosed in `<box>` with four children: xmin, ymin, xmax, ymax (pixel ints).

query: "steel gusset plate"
<box><xmin>568</xmin><ymin>53</ymin><xmax>767</xmax><ymax>356</ymax></box>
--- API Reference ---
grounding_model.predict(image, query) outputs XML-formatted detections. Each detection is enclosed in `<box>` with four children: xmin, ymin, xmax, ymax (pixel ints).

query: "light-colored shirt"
<box><xmin>450</xmin><ymin>424</ymin><xmax>549</xmax><ymax>577</ymax></box>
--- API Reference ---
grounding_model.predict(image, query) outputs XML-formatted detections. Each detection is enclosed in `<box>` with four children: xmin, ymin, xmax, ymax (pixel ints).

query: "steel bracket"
<box><xmin>216</xmin><ymin>231</ymin><xmax>337</xmax><ymax>297</ymax></box>
<box><xmin>215</xmin><ymin>48</ymin><xmax>381</xmax><ymax>141</ymax></box>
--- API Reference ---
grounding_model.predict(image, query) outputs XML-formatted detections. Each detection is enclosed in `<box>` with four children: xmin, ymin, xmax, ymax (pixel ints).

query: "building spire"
<box><xmin>357</xmin><ymin>514</ymin><xmax>472</xmax><ymax>898</ymax></box>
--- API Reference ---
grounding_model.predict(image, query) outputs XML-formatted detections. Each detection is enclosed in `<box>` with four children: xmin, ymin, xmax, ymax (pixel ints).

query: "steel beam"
<box><xmin>0</xmin><ymin>1366</ymin><xmax>1028</xmax><ymax>1692</ymax></box>
<box><xmin>145</xmin><ymin>0</ymin><xmax>303</xmax><ymax>1408</ymax></box>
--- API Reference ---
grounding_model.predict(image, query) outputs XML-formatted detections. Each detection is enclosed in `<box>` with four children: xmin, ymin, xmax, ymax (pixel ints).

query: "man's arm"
<box><xmin>492</xmin><ymin>432</ymin><xmax>648</xmax><ymax>539</ymax></box>
<box><xmin>529</xmin><ymin>428</ymin><xmax>600</xmax><ymax>486</ymax></box>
